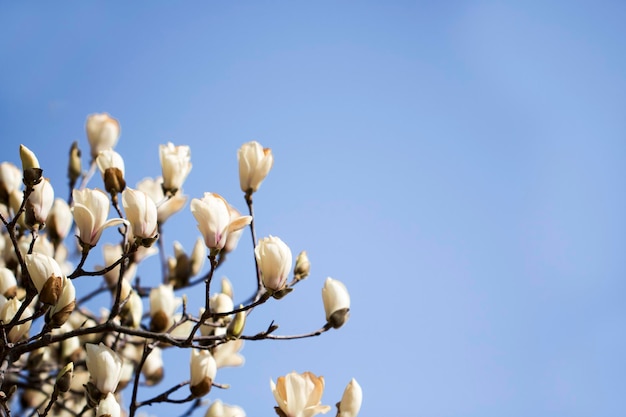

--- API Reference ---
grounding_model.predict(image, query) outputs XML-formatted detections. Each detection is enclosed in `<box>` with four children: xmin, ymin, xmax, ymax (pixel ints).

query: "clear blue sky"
<box><xmin>1</xmin><ymin>2</ymin><xmax>625</xmax><ymax>416</ymax></box>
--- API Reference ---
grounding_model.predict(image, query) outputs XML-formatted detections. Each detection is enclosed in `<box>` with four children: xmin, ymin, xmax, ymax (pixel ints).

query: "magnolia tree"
<box><xmin>0</xmin><ymin>113</ymin><xmax>362</xmax><ymax>417</ymax></box>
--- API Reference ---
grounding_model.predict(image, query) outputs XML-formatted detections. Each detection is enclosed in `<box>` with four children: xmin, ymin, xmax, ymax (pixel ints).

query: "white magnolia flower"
<box><xmin>0</xmin><ymin>268</ymin><xmax>17</xmax><ymax>298</ymax></box>
<box><xmin>24</xmin><ymin>253</ymin><xmax>65</xmax><ymax>297</ymax></box>
<box><xmin>122</xmin><ymin>188</ymin><xmax>158</xmax><ymax>245</ymax></box>
<box><xmin>136</xmin><ymin>176</ymin><xmax>188</xmax><ymax>224</ymax></box>
<box><xmin>141</xmin><ymin>347</ymin><xmax>164</xmax><ymax>386</ymax></box>
<box><xmin>97</xmin><ymin>392</ymin><xmax>121</xmax><ymax>417</ymax></box>
<box><xmin>85</xmin><ymin>343</ymin><xmax>123</xmax><ymax>394</ymax></box>
<box><xmin>159</xmin><ymin>142</ymin><xmax>192</xmax><ymax>194</ymax></box>
<box><xmin>337</xmin><ymin>379</ymin><xmax>362</xmax><ymax>417</ymax></box>
<box><xmin>149</xmin><ymin>284</ymin><xmax>180</xmax><ymax>332</ymax></box>
<box><xmin>238</xmin><ymin>141</ymin><xmax>273</xmax><ymax>194</ymax></box>
<box><xmin>25</xmin><ymin>178</ymin><xmax>54</xmax><ymax>229</ymax></box>
<box><xmin>47</xmin><ymin>198</ymin><xmax>73</xmax><ymax>243</ymax></box>
<box><xmin>271</xmin><ymin>371</ymin><xmax>331</xmax><ymax>417</ymax></box>
<box><xmin>0</xmin><ymin>162</ymin><xmax>22</xmax><ymax>203</ymax></box>
<box><xmin>205</xmin><ymin>399</ymin><xmax>246</xmax><ymax>417</ymax></box>
<box><xmin>72</xmin><ymin>188</ymin><xmax>126</xmax><ymax>250</ymax></box>
<box><xmin>189</xmin><ymin>349</ymin><xmax>217</xmax><ymax>397</ymax></box>
<box><xmin>0</xmin><ymin>298</ymin><xmax>33</xmax><ymax>342</ymax></box>
<box><xmin>255</xmin><ymin>236</ymin><xmax>292</xmax><ymax>293</ymax></box>
<box><xmin>190</xmin><ymin>193</ymin><xmax>252</xmax><ymax>251</ymax></box>
<box><xmin>321</xmin><ymin>278</ymin><xmax>350</xmax><ymax>329</ymax></box>
<box><xmin>86</xmin><ymin>113</ymin><xmax>120</xmax><ymax>159</ymax></box>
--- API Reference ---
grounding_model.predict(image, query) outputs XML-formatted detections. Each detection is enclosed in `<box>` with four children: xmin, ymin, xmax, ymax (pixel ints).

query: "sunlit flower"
<box><xmin>122</xmin><ymin>188</ymin><xmax>158</xmax><ymax>246</ymax></box>
<box><xmin>255</xmin><ymin>236</ymin><xmax>292</xmax><ymax>293</ymax></box>
<box><xmin>271</xmin><ymin>371</ymin><xmax>331</xmax><ymax>417</ymax></box>
<box><xmin>24</xmin><ymin>253</ymin><xmax>65</xmax><ymax>304</ymax></box>
<box><xmin>72</xmin><ymin>188</ymin><xmax>126</xmax><ymax>251</ymax></box>
<box><xmin>85</xmin><ymin>343</ymin><xmax>123</xmax><ymax>395</ymax></box>
<box><xmin>97</xmin><ymin>392</ymin><xmax>121</xmax><ymax>417</ymax></box>
<box><xmin>337</xmin><ymin>379</ymin><xmax>362</xmax><ymax>417</ymax></box>
<box><xmin>46</xmin><ymin>276</ymin><xmax>76</xmax><ymax>328</ymax></box>
<box><xmin>238</xmin><ymin>141</ymin><xmax>273</xmax><ymax>194</ymax></box>
<box><xmin>321</xmin><ymin>278</ymin><xmax>350</xmax><ymax>329</ymax></box>
<box><xmin>191</xmin><ymin>193</ymin><xmax>252</xmax><ymax>251</ymax></box>
<box><xmin>25</xmin><ymin>178</ymin><xmax>54</xmax><ymax>230</ymax></box>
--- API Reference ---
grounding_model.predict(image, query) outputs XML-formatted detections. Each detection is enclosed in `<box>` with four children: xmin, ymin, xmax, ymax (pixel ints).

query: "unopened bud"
<box><xmin>68</xmin><ymin>141</ymin><xmax>82</xmax><ymax>185</ymax></box>
<box><xmin>20</xmin><ymin>145</ymin><xmax>42</xmax><ymax>186</ymax></box>
<box><xmin>56</xmin><ymin>362</ymin><xmax>74</xmax><ymax>393</ymax></box>
<box><xmin>39</xmin><ymin>275</ymin><xmax>64</xmax><ymax>305</ymax></box>
<box><xmin>294</xmin><ymin>250</ymin><xmax>310</xmax><ymax>280</ymax></box>
<box><xmin>227</xmin><ymin>306</ymin><xmax>246</xmax><ymax>339</ymax></box>
<box><xmin>103</xmin><ymin>167</ymin><xmax>126</xmax><ymax>195</ymax></box>
<box><xmin>221</xmin><ymin>277</ymin><xmax>234</xmax><ymax>299</ymax></box>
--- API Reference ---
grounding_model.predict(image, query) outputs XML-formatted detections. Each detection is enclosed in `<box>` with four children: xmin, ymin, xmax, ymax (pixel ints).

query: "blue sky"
<box><xmin>1</xmin><ymin>2</ymin><xmax>625</xmax><ymax>416</ymax></box>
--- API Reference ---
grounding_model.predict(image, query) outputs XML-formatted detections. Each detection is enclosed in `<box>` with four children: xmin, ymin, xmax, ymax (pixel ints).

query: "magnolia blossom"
<box><xmin>86</xmin><ymin>113</ymin><xmax>120</xmax><ymax>159</ymax></box>
<box><xmin>0</xmin><ymin>298</ymin><xmax>33</xmax><ymax>342</ymax></box>
<box><xmin>191</xmin><ymin>193</ymin><xmax>252</xmax><ymax>251</ymax></box>
<box><xmin>122</xmin><ymin>188</ymin><xmax>158</xmax><ymax>245</ymax></box>
<box><xmin>97</xmin><ymin>392</ymin><xmax>121</xmax><ymax>417</ymax></box>
<box><xmin>85</xmin><ymin>343</ymin><xmax>124</xmax><ymax>394</ymax></box>
<box><xmin>25</xmin><ymin>178</ymin><xmax>54</xmax><ymax>229</ymax></box>
<box><xmin>212</xmin><ymin>327</ymin><xmax>245</xmax><ymax>369</ymax></box>
<box><xmin>141</xmin><ymin>347</ymin><xmax>164</xmax><ymax>386</ymax></box>
<box><xmin>160</xmin><ymin>142</ymin><xmax>192</xmax><ymax>194</ymax></box>
<box><xmin>19</xmin><ymin>144</ymin><xmax>40</xmax><ymax>170</ymax></box>
<box><xmin>271</xmin><ymin>371</ymin><xmax>331</xmax><ymax>417</ymax></box>
<box><xmin>209</xmin><ymin>292</ymin><xmax>234</xmax><ymax>316</ymax></box>
<box><xmin>136</xmin><ymin>176</ymin><xmax>187</xmax><ymax>224</ymax></box>
<box><xmin>96</xmin><ymin>149</ymin><xmax>126</xmax><ymax>195</ymax></box>
<box><xmin>0</xmin><ymin>268</ymin><xmax>17</xmax><ymax>298</ymax></box>
<box><xmin>149</xmin><ymin>284</ymin><xmax>180</xmax><ymax>332</ymax></box>
<box><xmin>190</xmin><ymin>349</ymin><xmax>217</xmax><ymax>397</ymax></box>
<box><xmin>205</xmin><ymin>399</ymin><xmax>246</xmax><ymax>417</ymax></box>
<box><xmin>24</xmin><ymin>253</ymin><xmax>65</xmax><ymax>304</ymax></box>
<box><xmin>0</xmin><ymin>162</ymin><xmax>21</xmax><ymax>204</ymax></box>
<box><xmin>72</xmin><ymin>188</ymin><xmax>126</xmax><ymax>249</ymax></box>
<box><xmin>238</xmin><ymin>141</ymin><xmax>273</xmax><ymax>194</ymax></box>
<box><xmin>321</xmin><ymin>278</ymin><xmax>350</xmax><ymax>329</ymax></box>
<box><xmin>255</xmin><ymin>236</ymin><xmax>292</xmax><ymax>292</ymax></box>
<box><xmin>337</xmin><ymin>379</ymin><xmax>362</xmax><ymax>417</ymax></box>
<box><xmin>47</xmin><ymin>198</ymin><xmax>73</xmax><ymax>244</ymax></box>
<box><xmin>46</xmin><ymin>277</ymin><xmax>75</xmax><ymax>328</ymax></box>
<box><xmin>223</xmin><ymin>205</ymin><xmax>246</xmax><ymax>253</ymax></box>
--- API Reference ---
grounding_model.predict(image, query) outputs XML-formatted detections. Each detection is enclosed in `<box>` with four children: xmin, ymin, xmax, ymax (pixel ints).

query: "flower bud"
<box><xmin>205</xmin><ymin>399</ymin><xmax>246</xmax><ymax>417</ymax></box>
<box><xmin>190</xmin><ymin>237</ymin><xmax>206</xmax><ymax>276</ymax></box>
<box><xmin>142</xmin><ymin>347</ymin><xmax>164</xmax><ymax>386</ymax></box>
<box><xmin>68</xmin><ymin>141</ymin><xmax>82</xmax><ymax>185</ymax></box>
<box><xmin>122</xmin><ymin>188</ymin><xmax>158</xmax><ymax>247</ymax></box>
<box><xmin>293</xmin><ymin>250</ymin><xmax>310</xmax><ymax>281</ymax></box>
<box><xmin>227</xmin><ymin>307</ymin><xmax>246</xmax><ymax>340</ymax></box>
<box><xmin>337</xmin><ymin>378</ymin><xmax>362</xmax><ymax>417</ymax></box>
<box><xmin>0</xmin><ymin>162</ymin><xmax>21</xmax><ymax>205</ymax></box>
<box><xmin>97</xmin><ymin>150</ymin><xmax>126</xmax><ymax>196</ymax></box>
<box><xmin>238</xmin><ymin>141</ymin><xmax>273</xmax><ymax>194</ymax></box>
<box><xmin>85</xmin><ymin>343</ymin><xmax>123</xmax><ymax>395</ymax></box>
<box><xmin>255</xmin><ymin>236</ymin><xmax>292</xmax><ymax>294</ymax></box>
<box><xmin>210</xmin><ymin>292</ymin><xmax>234</xmax><ymax>316</ymax></box>
<box><xmin>55</xmin><ymin>362</ymin><xmax>74</xmax><ymax>393</ymax></box>
<box><xmin>24</xmin><ymin>178</ymin><xmax>54</xmax><ymax>231</ymax></box>
<box><xmin>149</xmin><ymin>284</ymin><xmax>180</xmax><ymax>332</ymax></box>
<box><xmin>159</xmin><ymin>142</ymin><xmax>192</xmax><ymax>196</ymax></box>
<box><xmin>322</xmin><ymin>278</ymin><xmax>350</xmax><ymax>329</ymax></box>
<box><xmin>20</xmin><ymin>144</ymin><xmax>43</xmax><ymax>187</ymax></box>
<box><xmin>46</xmin><ymin>277</ymin><xmax>76</xmax><ymax>328</ymax></box>
<box><xmin>24</xmin><ymin>253</ymin><xmax>65</xmax><ymax>303</ymax></box>
<box><xmin>0</xmin><ymin>267</ymin><xmax>17</xmax><ymax>298</ymax></box>
<box><xmin>47</xmin><ymin>198</ymin><xmax>73</xmax><ymax>245</ymax></box>
<box><xmin>190</xmin><ymin>349</ymin><xmax>217</xmax><ymax>397</ymax></box>
<box><xmin>97</xmin><ymin>392</ymin><xmax>121</xmax><ymax>417</ymax></box>
<box><xmin>86</xmin><ymin>113</ymin><xmax>120</xmax><ymax>159</ymax></box>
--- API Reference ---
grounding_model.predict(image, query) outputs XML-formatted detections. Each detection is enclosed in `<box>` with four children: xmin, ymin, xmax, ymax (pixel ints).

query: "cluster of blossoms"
<box><xmin>0</xmin><ymin>113</ymin><xmax>360</xmax><ymax>417</ymax></box>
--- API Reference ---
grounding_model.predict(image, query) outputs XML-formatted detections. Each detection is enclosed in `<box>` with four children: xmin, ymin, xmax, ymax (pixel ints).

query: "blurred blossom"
<box><xmin>47</xmin><ymin>198</ymin><xmax>73</xmax><ymax>245</ymax></box>
<box><xmin>159</xmin><ymin>142</ymin><xmax>192</xmax><ymax>195</ymax></box>
<box><xmin>190</xmin><ymin>349</ymin><xmax>217</xmax><ymax>397</ymax></box>
<box><xmin>223</xmin><ymin>205</ymin><xmax>246</xmax><ymax>254</ymax></box>
<box><xmin>0</xmin><ymin>267</ymin><xmax>17</xmax><ymax>298</ymax></box>
<box><xmin>294</xmin><ymin>251</ymin><xmax>311</xmax><ymax>281</ymax></box>
<box><xmin>46</xmin><ymin>276</ymin><xmax>76</xmax><ymax>328</ymax></box>
<box><xmin>205</xmin><ymin>399</ymin><xmax>246</xmax><ymax>417</ymax></box>
<box><xmin>271</xmin><ymin>371</ymin><xmax>331</xmax><ymax>417</ymax></box>
<box><xmin>86</xmin><ymin>113</ymin><xmax>120</xmax><ymax>159</ymax></box>
<box><xmin>209</xmin><ymin>292</ymin><xmax>234</xmax><ymax>317</ymax></box>
<box><xmin>97</xmin><ymin>392</ymin><xmax>121</xmax><ymax>417</ymax></box>
<box><xmin>136</xmin><ymin>176</ymin><xmax>188</xmax><ymax>224</ymax></box>
<box><xmin>191</xmin><ymin>193</ymin><xmax>252</xmax><ymax>251</ymax></box>
<box><xmin>149</xmin><ymin>284</ymin><xmax>180</xmax><ymax>332</ymax></box>
<box><xmin>0</xmin><ymin>298</ymin><xmax>33</xmax><ymax>342</ymax></box>
<box><xmin>212</xmin><ymin>327</ymin><xmax>245</xmax><ymax>369</ymax></box>
<box><xmin>0</xmin><ymin>162</ymin><xmax>21</xmax><ymax>205</ymax></box>
<box><xmin>141</xmin><ymin>347</ymin><xmax>164</xmax><ymax>386</ymax></box>
<box><xmin>96</xmin><ymin>149</ymin><xmax>126</xmax><ymax>195</ymax></box>
<box><xmin>238</xmin><ymin>141</ymin><xmax>273</xmax><ymax>194</ymax></box>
